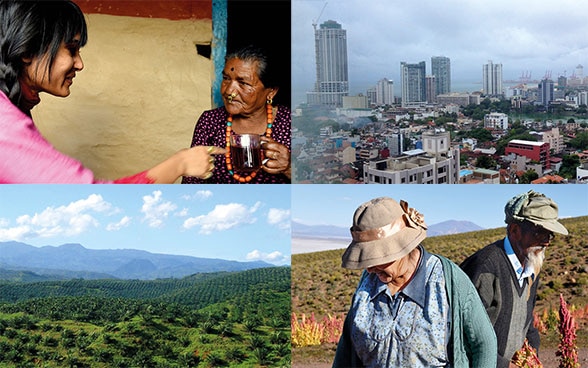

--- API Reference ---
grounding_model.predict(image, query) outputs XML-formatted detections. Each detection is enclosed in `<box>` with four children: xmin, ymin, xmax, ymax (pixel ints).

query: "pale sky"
<box><xmin>292</xmin><ymin>0</ymin><xmax>588</xmax><ymax>105</ymax></box>
<box><xmin>0</xmin><ymin>185</ymin><xmax>291</xmax><ymax>266</ymax></box>
<box><xmin>291</xmin><ymin>184</ymin><xmax>587</xmax><ymax>230</ymax></box>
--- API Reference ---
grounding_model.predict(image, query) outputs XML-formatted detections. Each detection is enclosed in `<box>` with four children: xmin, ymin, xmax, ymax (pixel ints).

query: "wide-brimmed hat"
<box><xmin>504</xmin><ymin>190</ymin><xmax>568</xmax><ymax>235</ymax></box>
<box><xmin>341</xmin><ymin>197</ymin><xmax>427</xmax><ymax>269</ymax></box>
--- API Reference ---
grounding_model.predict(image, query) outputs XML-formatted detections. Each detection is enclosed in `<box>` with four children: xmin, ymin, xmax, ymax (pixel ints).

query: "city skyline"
<box><xmin>292</xmin><ymin>0</ymin><xmax>588</xmax><ymax>106</ymax></box>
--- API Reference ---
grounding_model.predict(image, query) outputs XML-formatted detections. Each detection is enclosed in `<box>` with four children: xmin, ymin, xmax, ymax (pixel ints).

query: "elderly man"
<box><xmin>461</xmin><ymin>190</ymin><xmax>568</xmax><ymax>368</ymax></box>
<box><xmin>333</xmin><ymin>196</ymin><xmax>496</xmax><ymax>368</ymax></box>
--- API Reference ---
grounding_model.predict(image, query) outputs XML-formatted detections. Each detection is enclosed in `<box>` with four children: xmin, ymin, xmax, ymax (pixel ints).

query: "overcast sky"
<box><xmin>0</xmin><ymin>185</ymin><xmax>291</xmax><ymax>266</ymax></box>
<box><xmin>292</xmin><ymin>0</ymin><xmax>588</xmax><ymax>106</ymax></box>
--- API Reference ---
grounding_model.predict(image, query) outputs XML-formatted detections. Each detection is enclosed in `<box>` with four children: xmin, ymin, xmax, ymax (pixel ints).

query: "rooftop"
<box><xmin>508</xmin><ymin>139</ymin><xmax>547</xmax><ymax>147</ymax></box>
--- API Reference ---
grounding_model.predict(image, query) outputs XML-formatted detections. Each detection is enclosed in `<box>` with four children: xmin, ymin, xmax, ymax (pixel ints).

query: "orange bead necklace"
<box><xmin>225</xmin><ymin>104</ymin><xmax>273</xmax><ymax>183</ymax></box>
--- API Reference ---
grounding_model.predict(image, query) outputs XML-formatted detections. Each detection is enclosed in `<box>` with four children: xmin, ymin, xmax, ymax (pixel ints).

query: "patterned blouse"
<box><xmin>349</xmin><ymin>246</ymin><xmax>451</xmax><ymax>367</ymax></box>
<box><xmin>181</xmin><ymin>105</ymin><xmax>291</xmax><ymax>184</ymax></box>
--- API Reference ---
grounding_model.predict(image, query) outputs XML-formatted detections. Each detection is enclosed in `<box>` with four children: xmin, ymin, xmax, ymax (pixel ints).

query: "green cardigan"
<box><xmin>333</xmin><ymin>253</ymin><xmax>497</xmax><ymax>368</ymax></box>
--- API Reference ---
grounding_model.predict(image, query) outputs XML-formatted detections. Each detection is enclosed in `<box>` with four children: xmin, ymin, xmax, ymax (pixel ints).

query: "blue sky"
<box><xmin>0</xmin><ymin>185</ymin><xmax>291</xmax><ymax>266</ymax></box>
<box><xmin>291</xmin><ymin>185</ymin><xmax>587</xmax><ymax>230</ymax></box>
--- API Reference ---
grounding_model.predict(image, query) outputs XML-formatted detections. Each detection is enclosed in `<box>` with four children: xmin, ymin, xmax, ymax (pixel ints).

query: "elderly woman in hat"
<box><xmin>333</xmin><ymin>197</ymin><xmax>497</xmax><ymax>368</ymax></box>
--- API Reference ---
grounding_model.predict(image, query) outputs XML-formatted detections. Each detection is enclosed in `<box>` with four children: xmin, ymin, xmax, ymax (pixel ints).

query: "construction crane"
<box><xmin>312</xmin><ymin>2</ymin><xmax>328</xmax><ymax>31</ymax></box>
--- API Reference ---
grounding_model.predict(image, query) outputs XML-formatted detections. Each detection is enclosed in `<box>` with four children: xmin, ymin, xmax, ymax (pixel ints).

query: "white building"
<box><xmin>484</xmin><ymin>112</ymin><xmax>509</xmax><ymax>130</ymax></box>
<box><xmin>376</xmin><ymin>78</ymin><xmax>394</xmax><ymax>105</ymax></box>
<box><xmin>483</xmin><ymin>60</ymin><xmax>503</xmax><ymax>96</ymax></box>
<box><xmin>307</xmin><ymin>20</ymin><xmax>349</xmax><ymax>107</ymax></box>
<box><xmin>363</xmin><ymin>130</ymin><xmax>460</xmax><ymax>184</ymax></box>
<box><xmin>401</xmin><ymin>61</ymin><xmax>427</xmax><ymax>107</ymax></box>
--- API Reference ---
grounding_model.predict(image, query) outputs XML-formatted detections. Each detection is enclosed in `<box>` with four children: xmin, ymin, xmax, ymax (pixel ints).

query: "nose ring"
<box><xmin>227</xmin><ymin>93</ymin><xmax>236</xmax><ymax>103</ymax></box>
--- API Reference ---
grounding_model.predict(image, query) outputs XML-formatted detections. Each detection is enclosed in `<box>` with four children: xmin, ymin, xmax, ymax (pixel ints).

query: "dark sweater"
<box><xmin>460</xmin><ymin>239</ymin><xmax>540</xmax><ymax>368</ymax></box>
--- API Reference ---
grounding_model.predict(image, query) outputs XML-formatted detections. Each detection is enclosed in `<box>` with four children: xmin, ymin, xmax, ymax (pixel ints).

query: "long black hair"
<box><xmin>0</xmin><ymin>0</ymin><xmax>88</xmax><ymax>111</ymax></box>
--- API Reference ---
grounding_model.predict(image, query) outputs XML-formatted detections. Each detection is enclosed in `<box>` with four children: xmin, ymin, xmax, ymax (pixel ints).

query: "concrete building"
<box><xmin>538</xmin><ymin>79</ymin><xmax>554</xmax><ymax>107</ymax></box>
<box><xmin>578</xmin><ymin>91</ymin><xmax>588</xmax><ymax>106</ymax></box>
<box><xmin>577</xmin><ymin>162</ymin><xmax>588</xmax><ymax>183</ymax></box>
<box><xmin>436</xmin><ymin>92</ymin><xmax>480</xmax><ymax>106</ymax></box>
<box><xmin>342</xmin><ymin>95</ymin><xmax>368</xmax><ymax>109</ymax></box>
<box><xmin>541</xmin><ymin>127</ymin><xmax>565</xmax><ymax>154</ymax></box>
<box><xmin>386</xmin><ymin>130</ymin><xmax>405</xmax><ymax>157</ymax></box>
<box><xmin>484</xmin><ymin>112</ymin><xmax>509</xmax><ymax>130</ymax></box>
<box><xmin>376</xmin><ymin>78</ymin><xmax>394</xmax><ymax>105</ymax></box>
<box><xmin>400</xmin><ymin>61</ymin><xmax>427</xmax><ymax>107</ymax></box>
<box><xmin>505</xmin><ymin>139</ymin><xmax>551</xmax><ymax>170</ymax></box>
<box><xmin>426</xmin><ymin>75</ymin><xmax>437</xmax><ymax>103</ymax></box>
<box><xmin>307</xmin><ymin>20</ymin><xmax>349</xmax><ymax>107</ymax></box>
<box><xmin>363</xmin><ymin>130</ymin><xmax>460</xmax><ymax>184</ymax></box>
<box><xmin>366</xmin><ymin>86</ymin><xmax>377</xmax><ymax>106</ymax></box>
<box><xmin>431</xmin><ymin>56</ymin><xmax>451</xmax><ymax>95</ymax></box>
<box><xmin>483</xmin><ymin>60</ymin><xmax>503</xmax><ymax>96</ymax></box>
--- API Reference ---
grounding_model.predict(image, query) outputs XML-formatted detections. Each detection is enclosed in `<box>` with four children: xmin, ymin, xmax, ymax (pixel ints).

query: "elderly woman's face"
<box><xmin>221</xmin><ymin>58</ymin><xmax>273</xmax><ymax>117</ymax></box>
<box><xmin>367</xmin><ymin>261</ymin><xmax>400</xmax><ymax>284</ymax></box>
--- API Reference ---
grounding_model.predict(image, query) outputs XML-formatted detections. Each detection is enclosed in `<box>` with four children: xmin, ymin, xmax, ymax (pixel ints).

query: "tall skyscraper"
<box><xmin>431</xmin><ymin>56</ymin><xmax>451</xmax><ymax>95</ymax></box>
<box><xmin>400</xmin><ymin>61</ymin><xmax>426</xmax><ymax>107</ymax></box>
<box><xmin>538</xmin><ymin>79</ymin><xmax>554</xmax><ymax>107</ymax></box>
<box><xmin>376</xmin><ymin>78</ymin><xmax>394</xmax><ymax>105</ymax></box>
<box><xmin>425</xmin><ymin>75</ymin><xmax>436</xmax><ymax>103</ymax></box>
<box><xmin>483</xmin><ymin>60</ymin><xmax>503</xmax><ymax>96</ymax></box>
<box><xmin>306</xmin><ymin>20</ymin><xmax>349</xmax><ymax>108</ymax></box>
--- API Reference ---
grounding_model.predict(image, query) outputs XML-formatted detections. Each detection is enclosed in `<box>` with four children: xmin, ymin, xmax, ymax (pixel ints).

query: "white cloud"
<box><xmin>267</xmin><ymin>208</ymin><xmax>291</xmax><ymax>230</ymax></box>
<box><xmin>0</xmin><ymin>225</ymin><xmax>35</xmax><ymax>241</ymax></box>
<box><xmin>0</xmin><ymin>194</ymin><xmax>111</xmax><ymax>241</ymax></box>
<box><xmin>195</xmin><ymin>190</ymin><xmax>213</xmax><ymax>200</ymax></box>
<box><xmin>183</xmin><ymin>202</ymin><xmax>260</xmax><ymax>234</ymax></box>
<box><xmin>246</xmin><ymin>249</ymin><xmax>290</xmax><ymax>265</ymax></box>
<box><xmin>176</xmin><ymin>208</ymin><xmax>189</xmax><ymax>217</ymax></box>
<box><xmin>106</xmin><ymin>216</ymin><xmax>131</xmax><ymax>231</ymax></box>
<box><xmin>141</xmin><ymin>191</ymin><xmax>177</xmax><ymax>228</ymax></box>
<box><xmin>182</xmin><ymin>190</ymin><xmax>214</xmax><ymax>201</ymax></box>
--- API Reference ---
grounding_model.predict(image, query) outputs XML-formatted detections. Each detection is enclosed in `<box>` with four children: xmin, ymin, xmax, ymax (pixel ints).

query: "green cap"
<box><xmin>504</xmin><ymin>190</ymin><xmax>568</xmax><ymax>235</ymax></box>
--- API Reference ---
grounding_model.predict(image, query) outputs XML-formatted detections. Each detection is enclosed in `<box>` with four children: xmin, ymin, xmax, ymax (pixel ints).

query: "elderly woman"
<box><xmin>182</xmin><ymin>46</ymin><xmax>291</xmax><ymax>184</ymax></box>
<box><xmin>333</xmin><ymin>197</ymin><xmax>497</xmax><ymax>368</ymax></box>
<box><xmin>0</xmin><ymin>0</ymin><xmax>223</xmax><ymax>183</ymax></box>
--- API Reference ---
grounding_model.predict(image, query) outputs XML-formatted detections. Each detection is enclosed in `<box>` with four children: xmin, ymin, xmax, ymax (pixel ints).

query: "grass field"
<box><xmin>292</xmin><ymin>216</ymin><xmax>588</xmax><ymax>366</ymax></box>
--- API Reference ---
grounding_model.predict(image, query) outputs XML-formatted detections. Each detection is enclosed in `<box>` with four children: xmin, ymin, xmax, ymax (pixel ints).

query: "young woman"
<box><xmin>0</xmin><ymin>0</ymin><xmax>224</xmax><ymax>183</ymax></box>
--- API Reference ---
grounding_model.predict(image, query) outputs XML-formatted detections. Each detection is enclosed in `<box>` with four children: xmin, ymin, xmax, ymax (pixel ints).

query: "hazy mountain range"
<box><xmin>292</xmin><ymin>220</ymin><xmax>485</xmax><ymax>239</ymax></box>
<box><xmin>0</xmin><ymin>241</ymin><xmax>271</xmax><ymax>281</ymax></box>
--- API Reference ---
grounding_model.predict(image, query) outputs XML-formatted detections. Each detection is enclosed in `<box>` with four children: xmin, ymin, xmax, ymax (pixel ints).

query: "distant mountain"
<box><xmin>0</xmin><ymin>268</ymin><xmax>64</xmax><ymax>282</ymax></box>
<box><xmin>427</xmin><ymin>220</ymin><xmax>485</xmax><ymax>237</ymax></box>
<box><xmin>292</xmin><ymin>220</ymin><xmax>485</xmax><ymax>239</ymax></box>
<box><xmin>0</xmin><ymin>241</ymin><xmax>272</xmax><ymax>280</ymax></box>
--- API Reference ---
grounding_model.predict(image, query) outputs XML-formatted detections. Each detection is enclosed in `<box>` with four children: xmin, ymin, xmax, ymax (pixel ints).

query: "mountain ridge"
<box><xmin>0</xmin><ymin>241</ymin><xmax>272</xmax><ymax>280</ymax></box>
<box><xmin>292</xmin><ymin>219</ymin><xmax>486</xmax><ymax>239</ymax></box>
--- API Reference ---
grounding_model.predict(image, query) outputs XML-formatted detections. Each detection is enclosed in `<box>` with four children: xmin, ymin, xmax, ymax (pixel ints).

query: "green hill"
<box><xmin>292</xmin><ymin>215</ymin><xmax>588</xmax><ymax>337</ymax></box>
<box><xmin>0</xmin><ymin>266</ymin><xmax>291</xmax><ymax>367</ymax></box>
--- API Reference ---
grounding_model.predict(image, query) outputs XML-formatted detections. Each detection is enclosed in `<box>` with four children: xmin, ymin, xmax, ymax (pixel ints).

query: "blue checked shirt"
<box><xmin>349</xmin><ymin>246</ymin><xmax>451</xmax><ymax>367</ymax></box>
